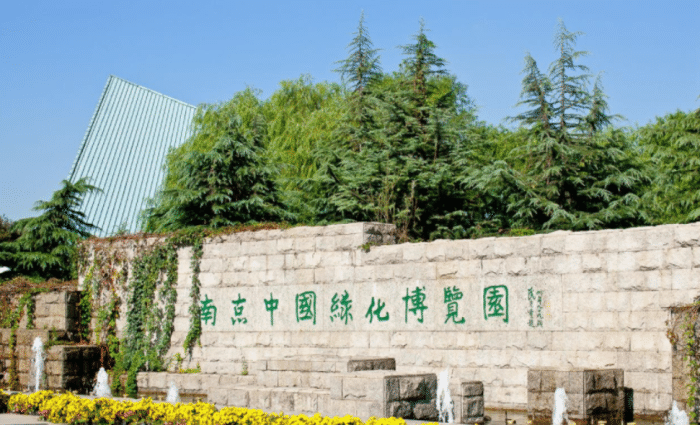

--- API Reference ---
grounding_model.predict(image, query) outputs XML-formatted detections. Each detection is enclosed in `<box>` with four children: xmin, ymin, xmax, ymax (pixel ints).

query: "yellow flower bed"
<box><xmin>7</xmin><ymin>391</ymin><xmax>433</xmax><ymax>425</ymax></box>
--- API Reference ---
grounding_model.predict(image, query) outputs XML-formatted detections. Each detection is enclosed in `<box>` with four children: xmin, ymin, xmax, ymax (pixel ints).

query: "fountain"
<box><xmin>666</xmin><ymin>401</ymin><xmax>689</xmax><ymax>425</ymax></box>
<box><xmin>552</xmin><ymin>388</ymin><xmax>570</xmax><ymax>425</ymax></box>
<box><xmin>166</xmin><ymin>381</ymin><xmax>181</xmax><ymax>404</ymax></box>
<box><xmin>94</xmin><ymin>367</ymin><xmax>112</xmax><ymax>398</ymax></box>
<box><xmin>437</xmin><ymin>368</ymin><xmax>454</xmax><ymax>423</ymax></box>
<box><xmin>29</xmin><ymin>337</ymin><xmax>44</xmax><ymax>392</ymax></box>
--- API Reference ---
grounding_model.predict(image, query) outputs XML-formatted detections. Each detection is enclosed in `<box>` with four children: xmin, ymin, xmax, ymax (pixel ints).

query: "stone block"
<box><xmin>464</xmin><ymin>396</ymin><xmax>484</xmax><ymax>417</ymax></box>
<box><xmin>399</xmin><ymin>374</ymin><xmax>436</xmax><ymax>400</ymax></box>
<box><xmin>347</xmin><ymin>358</ymin><xmax>396</xmax><ymax>372</ymax></box>
<box><xmin>413</xmin><ymin>399</ymin><xmax>439</xmax><ymax>420</ymax></box>
<box><xmin>356</xmin><ymin>400</ymin><xmax>384</xmax><ymax>419</ymax></box>
<box><xmin>384</xmin><ymin>376</ymin><xmax>400</xmax><ymax>402</ymax></box>
<box><xmin>527</xmin><ymin>371</ymin><xmax>541</xmax><ymax>392</ymax></box>
<box><xmin>468</xmin><ymin>237</ymin><xmax>496</xmax><ymax>259</ymax></box>
<box><xmin>271</xmin><ymin>389</ymin><xmax>295</xmax><ymax>412</ymax></box>
<box><xmin>227</xmin><ymin>388</ymin><xmax>250</xmax><ymax>408</ymax></box>
<box><xmin>249</xmin><ymin>388</ymin><xmax>272</xmax><ymax>410</ymax></box>
<box><xmin>208</xmin><ymin>389</ymin><xmax>228</xmax><ymax>406</ymax></box>
<box><xmin>675</xmin><ymin>223</ymin><xmax>700</xmax><ymax>247</ymax></box>
<box><xmin>343</xmin><ymin>376</ymin><xmax>383</xmax><ymax>400</ymax></box>
<box><xmin>584</xmin><ymin>369</ymin><xmax>623</xmax><ymax>392</ymax></box>
<box><xmin>386</xmin><ymin>401</ymin><xmax>412</xmax><ymax>418</ymax></box>
<box><xmin>360</xmin><ymin>245</ymin><xmax>403</xmax><ymax>265</ymax></box>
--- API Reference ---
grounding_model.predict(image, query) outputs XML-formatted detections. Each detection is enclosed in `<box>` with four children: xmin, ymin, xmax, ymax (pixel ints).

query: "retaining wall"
<box><xmin>85</xmin><ymin>222</ymin><xmax>700</xmax><ymax>415</ymax></box>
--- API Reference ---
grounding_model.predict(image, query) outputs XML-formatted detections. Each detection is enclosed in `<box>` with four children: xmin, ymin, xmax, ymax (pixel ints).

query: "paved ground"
<box><xmin>0</xmin><ymin>414</ymin><xmax>53</xmax><ymax>425</ymax></box>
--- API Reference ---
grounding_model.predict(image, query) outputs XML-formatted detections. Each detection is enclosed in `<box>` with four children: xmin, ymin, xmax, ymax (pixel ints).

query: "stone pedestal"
<box><xmin>462</xmin><ymin>381</ymin><xmax>485</xmax><ymax>424</ymax></box>
<box><xmin>330</xmin><ymin>371</ymin><xmax>438</xmax><ymax>421</ymax></box>
<box><xmin>347</xmin><ymin>357</ymin><xmax>396</xmax><ymax>372</ymax></box>
<box><xmin>528</xmin><ymin>369</ymin><xmax>625</xmax><ymax>425</ymax></box>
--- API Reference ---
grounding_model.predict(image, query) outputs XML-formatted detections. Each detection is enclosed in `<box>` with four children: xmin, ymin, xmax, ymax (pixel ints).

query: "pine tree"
<box><xmin>469</xmin><ymin>19</ymin><xmax>648</xmax><ymax>231</ymax></box>
<box><xmin>326</xmin><ymin>20</ymin><xmax>476</xmax><ymax>240</ymax></box>
<box><xmin>0</xmin><ymin>178</ymin><xmax>100</xmax><ymax>280</ymax></box>
<box><xmin>333</xmin><ymin>12</ymin><xmax>382</xmax><ymax>152</ymax></box>
<box><xmin>144</xmin><ymin>112</ymin><xmax>291</xmax><ymax>232</ymax></box>
<box><xmin>334</xmin><ymin>11</ymin><xmax>382</xmax><ymax>94</ymax></box>
<box><xmin>549</xmin><ymin>18</ymin><xmax>590</xmax><ymax>133</ymax></box>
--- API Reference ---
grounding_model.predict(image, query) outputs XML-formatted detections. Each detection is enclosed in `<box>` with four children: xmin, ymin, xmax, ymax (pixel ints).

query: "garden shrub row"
<box><xmin>6</xmin><ymin>391</ymin><xmax>430</xmax><ymax>425</ymax></box>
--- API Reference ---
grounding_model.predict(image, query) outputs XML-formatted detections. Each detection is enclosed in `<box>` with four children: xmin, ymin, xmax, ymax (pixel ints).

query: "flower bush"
<box><xmin>0</xmin><ymin>389</ymin><xmax>10</xmax><ymax>413</ymax></box>
<box><xmin>7</xmin><ymin>391</ymin><xmax>431</xmax><ymax>425</ymax></box>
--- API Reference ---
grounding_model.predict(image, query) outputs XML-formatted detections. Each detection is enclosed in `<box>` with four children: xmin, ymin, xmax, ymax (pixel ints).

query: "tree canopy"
<box><xmin>136</xmin><ymin>15</ymin><xmax>697</xmax><ymax>242</ymax></box>
<box><xmin>0</xmin><ymin>178</ymin><xmax>100</xmax><ymax>280</ymax></box>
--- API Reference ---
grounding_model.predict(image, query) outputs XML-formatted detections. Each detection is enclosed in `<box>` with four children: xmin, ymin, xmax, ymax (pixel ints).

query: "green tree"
<box><xmin>0</xmin><ymin>178</ymin><xmax>100</xmax><ymax>280</ymax></box>
<box><xmin>333</xmin><ymin>12</ymin><xmax>382</xmax><ymax>152</ymax></box>
<box><xmin>325</xmin><ymin>20</ymin><xmax>478</xmax><ymax>240</ymax></box>
<box><xmin>334</xmin><ymin>11</ymin><xmax>382</xmax><ymax>94</ymax></box>
<box><xmin>637</xmin><ymin>108</ymin><xmax>700</xmax><ymax>223</ymax></box>
<box><xmin>144</xmin><ymin>112</ymin><xmax>291</xmax><ymax>232</ymax></box>
<box><xmin>468</xmin><ymin>19</ymin><xmax>648</xmax><ymax>231</ymax></box>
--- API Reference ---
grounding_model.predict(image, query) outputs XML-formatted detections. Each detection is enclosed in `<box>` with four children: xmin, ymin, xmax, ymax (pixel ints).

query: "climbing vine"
<box><xmin>73</xmin><ymin>223</ymin><xmax>283</xmax><ymax>397</ymax></box>
<box><xmin>668</xmin><ymin>299</ymin><xmax>700</xmax><ymax>422</ymax></box>
<box><xmin>184</xmin><ymin>236</ymin><xmax>203</xmax><ymax>357</ymax></box>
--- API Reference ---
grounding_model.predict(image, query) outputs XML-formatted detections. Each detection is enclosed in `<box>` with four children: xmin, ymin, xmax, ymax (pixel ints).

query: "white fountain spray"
<box><xmin>94</xmin><ymin>367</ymin><xmax>112</xmax><ymax>398</ymax></box>
<box><xmin>29</xmin><ymin>337</ymin><xmax>44</xmax><ymax>392</ymax></box>
<box><xmin>166</xmin><ymin>381</ymin><xmax>181</xmax><ymax>404</ymax></box>
<box><xmin>437</xmin><ymin>368</ymin><xmax>454</xmax><ymax>423</ymax></box>
<box><xmin>665</xmin><ymin>401</ymin><xmax>689</xmax><ymax>425</ymax></box>
<box><xmin>552</xmin><ymin>388</ymin><xmax>570</xmax><ymax>425</ymax></box>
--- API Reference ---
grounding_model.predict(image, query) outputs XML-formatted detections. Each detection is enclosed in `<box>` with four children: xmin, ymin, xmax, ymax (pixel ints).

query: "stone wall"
<box><xmin>85</xmin><ymin>222</ymin><xmax>700</xmax><ymax>416</ymax></box>
<box><xmin>0</xmin><ymin>291</ymin><xmax>99</xmax><ymax>393</ymax></box>
<box><xmin>669</xmin><ymin>305</ymin><xmax>700</xmax><ymax>417</ymax></box>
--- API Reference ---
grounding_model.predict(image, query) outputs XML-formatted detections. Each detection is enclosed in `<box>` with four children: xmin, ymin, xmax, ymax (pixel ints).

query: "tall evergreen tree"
<box><xmin>469</xmin><ymin>19</ymin><xmax>647</xmax><ymax>231</ymax></box>
<box><xmin>144</xmin><ymin>111</ymin><xmax>291</xmax><ymax>232</ymax></box>
<box><xmin>326</xmin><ymin>20</ymin><xmax>476</xmax><ymax>240</ymax></box>
<box><xmin>0</xmin><ymin>178</ymin><xmax>100</xmax><ymax>280</ymax></box>
<box><xmin>549</xmin><ymin>18</ymin><xmax>590</xmax><ymax>133</ymax></box>
<box><xmin>333</xmin><ymin>12</ymin><xmax>382</xmax><ymax>152</ymax></box>
<box><xmin>334</xmin><ymin>11</ymin><xmax>382</xmax><ymax>94</ymax></box>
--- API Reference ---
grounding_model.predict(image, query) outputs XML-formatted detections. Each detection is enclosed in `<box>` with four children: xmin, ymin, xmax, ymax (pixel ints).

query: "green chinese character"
<box><xmin>264</xmin><ymin>293</ymin><xmax>279</xmax><ymax>326</ymax></box>
<box><xmin>483</xmin><ymin>285</ymin><xmax>508</xmax><ymax>323</ymax></box>
<box><xmin>403</xmin><ymin>286</ymin><xmax>427</xmax><ymax>323</ymax></box>
<box><xmin>444</xmin><ymin>286</ymin><xmax>465</xmax><ymax>324</ymax></box>
<box><xmin>296</xmin><ymin>291</ymin><xmax>316</xmax><ymax>324</ymax></box>
<box><xmin>230</xmin><ymin>293</ymin><xmax>247</xmax><ymax>325</ymax></box>
<box><xmin>201</xmin><ymin>294</ymin><xmax>217</xmax><ymax>326</ymax></box>
<box><xmin>528</xmin><ymin>287</ymin><xmax>543</xmax><ymax>328</ymax></box>
<box><xmin>330</xmin><ymin>290</ymin><xmax>353</xmax><ymax>325</ymax></box>
<box><xmin>365</xmin><ymin>297</ymin><xmax>389</xmax><ymax>323</ymax></box>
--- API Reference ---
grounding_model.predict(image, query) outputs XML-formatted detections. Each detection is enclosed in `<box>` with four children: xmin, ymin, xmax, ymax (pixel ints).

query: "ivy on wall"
<box><xmin>668</xmin><ymin>299</ymin><xmax>700</xmax><ymax>422</ymax></box>
<box><xmin>78</xmin><ymin>230</ymin><xmax>206</xmax><ymax>397</ymax></box>
<box><xmin>76</xmin><ymin>223</ymin><xmax>287</xmax><ymax>397</ymax></box>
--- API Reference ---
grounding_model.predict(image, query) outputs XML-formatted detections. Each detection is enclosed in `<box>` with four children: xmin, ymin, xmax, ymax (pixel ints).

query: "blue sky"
<box><xmin>1</xmin><ymin>0</ymin><xmax>698</xmax><ymax>222</ymax></box>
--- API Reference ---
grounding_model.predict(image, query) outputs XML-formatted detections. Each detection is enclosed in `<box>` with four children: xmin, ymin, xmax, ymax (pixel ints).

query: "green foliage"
<box><xmin>636</xmin><ymin>109</ymin><xmax>700</xmax><ymax>223</ymax></box>
<box><xmin>144</xmin><ymin>107</ymin><xmax>292</xmax><ymax>231</ymax></box>
<box><xmin>0</xmin><ymin>178</ymin><xmax>100</xmax><ymax>280</ymax></box>
<box><xmin>322</xmin><ymin>20</ymin><xmax>479</xmax><ymax>241</ymax></box>
<box><xmin>115</xmin><ymin>241</ymin><xmax>178</xmax><ymax>396</ymax></box>
<box><xmin>334</xmin><ymin>11</ymin><xmax>382</xmax><ymax>93</ymax></box>
<box><xmin>467</xmin><ymin>19</ymin><xmax>648</xmax><ymax>232</ymax></box>
<box><xmin>183</xmin><ymin>236</ymin><xmax>203</xmax><ymax>357</ymax></box>
<box><xmin>0</xmin><ymin>215</ymin><xmax>16</xmax><ymax>246</ymax></box>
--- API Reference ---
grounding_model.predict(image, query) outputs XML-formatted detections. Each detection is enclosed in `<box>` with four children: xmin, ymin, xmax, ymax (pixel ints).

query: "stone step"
<box><xmin>137</xmin><ymin>372</ymin><xmax>256</xmax><ymax>394</ymax></box>
<box><xmin>206</xmin><ymin>384</ymin><xmax>382</xmax><ymax>419</ymax></box>
<box><xmin>208</xmin><ymin>385</ymin><xmax>331</xmax><ymax>415</ymax></box>
<box><xmin>252</xmin><ymin>369</ymin><xmax>336</xmax><ymax>390</ymax></box>
<box><xmin>248</xmin><ymin>357</ymin><xmax>397</xmax><ymax>390</ymax></box>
